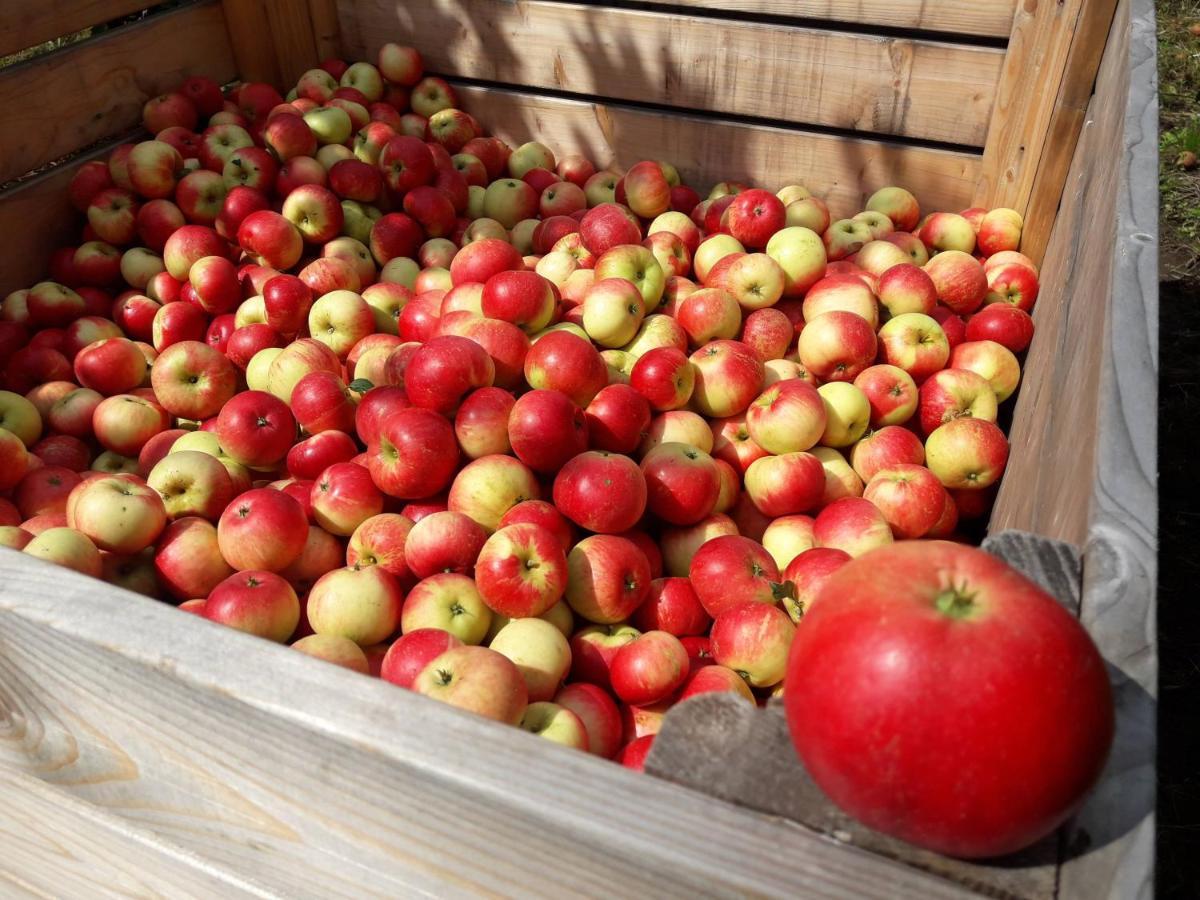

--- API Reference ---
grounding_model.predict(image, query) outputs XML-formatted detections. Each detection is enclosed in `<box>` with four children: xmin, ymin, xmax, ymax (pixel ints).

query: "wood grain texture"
<box><xmin>0</xmin><ymin>1</ymin><xmax>236</xmax><ymax>185</ymax></box>
<box><xmin>991</xmin><ymin>2</ymin><xmax>1157</xmax><ymax>894</ymax></box>
<box><xmin>0</xmin><ymin>551</ymin><xmax>976</xmax><ymax>899</ymax></box>
<box><xmin>1058</xmin><ymin>0</ymin><xmax>1158</xmax><ymax>896</ymax></box>
<box><xmin>0</xmin><ymin>0</ymin><xmax>151</xmax><ymax>58</ymax></box>
<box><xmin>642</xmin><ymin>1</ymin><xmax>1019</xmax><ymax>37</ymax></box>
<box><xmin>452</xmin><ymin>83</ymin><xmax>981</xmax><ymax>218</ymax></box>
<box><xmin>1015</xmin><ymin>0</ymin><xmax>1120</xmax><ymax>264</ymax></box>
<box><xmin>0</xmin><ymin>768</ymin><xmax>266</xmax><ymax>899</ymax></box>
<box><xmin>220</xmin><ymin>0</ymin><xmax>281</xmax><ymax>86</ymax></box>
<box><xmin>0</xmin><ymin>142</ymin><xmax>116</xmax><ymax>295</ymax></box>
<box><xmin>263</xmin><ymin>0</ymin><xmax>322</xmax><ymax>87</ymax></box>
<box><xmin>650</xmin><ymin>693</ymin><xmax>1055</xmax><ymax>900</ymax></box>
<box><xmin>336</xmin><ymin>0</ymin><xmax>1005</xmax><ymax>145</ymax></box>
<box><xmin>307</xmin><ymin>0</ymin><xmax>342</xmax><ymax>62</ymax></box>
<box><xmin>974</xmin><ymin>0</ymin><xmax>1087</xmax><ymax>215</ymax></box>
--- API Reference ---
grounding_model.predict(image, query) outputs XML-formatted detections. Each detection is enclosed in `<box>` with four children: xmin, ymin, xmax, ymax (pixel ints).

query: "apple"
<box><xmin>965</xmin><ymin>304</ymin><xmax>1034</xmax><ymax>353</ymax></box>
<box><xmin>984</xmin><ymin>263</ymin><xmax>1040</xmax><ymax>312</ymax></box>
<box><xmin>785</xmin><ymin>541</ymin><xmax>1114</xmax><ymax>857</ymax></box>
<box><xmin>802</xmin><ymin>274</ymin><xmax>879</xmax><ymax>329</ymax></box>
<box><xmin>481</xmin><ymin>270</ymin><xmax>556</xmax><ymax>334</ymax></box>
<box><xmin>147</xmin><ymin>450</ymin><xmax>234</xmax><ymax>521</ymax></box>
<box><xmin>688</xmin><ymin>534</ymin><xmax>789</xmax><ymax>619</ymax></box>
<box><xmin>877</xmin><ymin>263</ymin><xmax>938</xmax><ymax>318</ymax></box>
<box><xmin>710</xmin><ymin>602</ymin><xmax>794</xmax><ymax>687</ymax></box>
<box><xmin>609</xmin><ymin>630</ymin><xmax>689</xmax><ymax>706</ymax></box>
<box><xmin>552</xmin><ymin>451</ymin><xmax>646</xmax><ymax>534</ymax></box>
<box><xmin>745</xmin><ymin>377</ymin><xmax>826</xmax><ymax>454</ymax></box>
<box><xmin>876</xmin><ymin>312</ymin><xmax>949</xmax><ymax>383</ymax></box>
<box><xmin>579</xmin><ymin>203</ymin><xmax>641</xmax><ymax>256</ymax></box>
<box><xmin>381</xmin><ymin>628</ymin><xmax>462</xmax><ymax>689</ymax></box>
<box><xmin>369</xmin><ymin>407</ymin><xmax>459</xmax><ymax>499</ymax></box>
<box><xmin>91</xmin><ymin>394</ymin><xmax>169</xmax><ymax>457</ymax></box>
<box><xmin>68</xmin><ymin>475</ymin><xmax>166</xmax><ymax>553</ymax></box>
<box><xmin>564</xmin><ymin>534</ymin><xmax>651</xmax><ymax>625</ymax></box>
<box><xmin>949</xmin><ymin>340</ymin><xmax>1022</xmax><ymax>402</ymax></box>
<box><xmin>823</xmin><ymin>219</ymin><xmax>873</xmax><ymax>261</ymax></box>
<box><xmin>308</xmin><ymin>564</ymin><xmax>404</xmax><ymax>645</ymax></box>
<box><xmin>866</xmin><ymin>186</ymin><xmax>920</xmax><ymax>231</ymax></box>
<box><xmin>849</xmin><ymin>425</ymin><xmax>926</xmax><ymax>482</ymax></box>
<box><xmin>217</xmin><ymin>488</ymin><xmax>307</xmax><ymax>572</ymax></box>
<box><xmin>266</xmin><ymin>337</ymin><xmax>342</xmax><ymax>404</ymax></box>
<box><xmin>451</xmin><ymin>386</ymin><xmax>514</xmax><ymax>459</ymax></box>
<box><xmin>347</xmin><ymin>512</ymin><xmax>415</xmax><ymax>582</ymax></box>
<box><xmin>744</xmin><ymin>451</ymin><xmax>824</xmax><ymax>517</ymax></box>
<box><xmin>925</xmin><ymin>250</ymin><xmax>988</xmax><ymax>315</ymax></box>
<box><xmin>675</xmin><ymin>288</ymin><xmax>741</xmax><ymax>347</ymax></box>
<box><xmin>639</xmin><ymin>442</ymin><xmax>719</xmax><ymax>526</ymax></box>
<box><xmin>413</xmin><ymin>645</ymin><xmax>527</xmax><ymax>724</ymax></box>
<box><xmin>489</xmin><ymin>616</ymin><xmax>571</xmax><ymax>702</ymax></box>
<box><xmin>797</xmin><ymin>311</ymin><xmax>877</xmax><ymax>382</ymax></box>
<box><xmin>523</xmin><ymin>331</ymin><xmax>608</xmax><ymax>407</ymax></box>
<box><xmin>291</xmin><ymin>634</ymin><xmax>370</xmax><ymax>673</ymax></box>
<box><xmin>400</xmin><ymin>573</ymin><xmax>492</xmax><ymax>645</ymax></box>
<box><xmin>918</xmin><ymin>211</ymin><xmax>976</xmax><ymax>254</ymax></box>
<box><xmin>199</xmin><ymin>123</ymin><xmax>254</xmax><ymax>173</ymax></box>
<box><xmin>237</xmin><ymin>210</ymin><xmax>303</xmax><ymax>271</ymax></box>
<box><xmin>854</xmin><ymin>364</ymin><xmax>919</xmax><ymax>428</ymax></box>
<box><xmin>47</xmin><ymin>388</ymin><xmax>101</xmax><ymax>438</ymax></box>
<box><xmin>449</xmin><ymin>237</ymin><xmax>522</xmax><ymax>286</ymax></box>
<box><xmin>23</xmin><ymin>527</ymin><xmax>102</xmax><ymax>577</ymax></box>
<box><xmin>631</xmin><ymin>576</ymin><xmax>710</xmax><ymax>637</ymax></box>
<box><xmin>759</xmin><ymin>514</ymin><xmax>816</xmax><ymax>570</ymax></box>
<box><xmin>517</xmin><ymin>701</ymin><xmax>588</xmax><ymax>749</ymax></box>
<box><xmin>306</xmin><ymin>462</ymin><xmax>382</xmax><ymax>536</ymax></box>
<box><xmin>303</xmin><ymin>106</ymin><xmax>352</xmax><ymax>145</ymax></box>
<box><xmin>582</xmin><ymin>384</ymin><xmax>652</xmax><ymax>455</ymax></box>
<box><xmin>594</xmin><ymin>244</ymin><xmax>665</xmax><ymax>313</ymax></box>
<box><xmin>688</xmin><ymin>339</ymin><xmax>764</xmax><ymax>418</ymax></box>
<box><xmin>215</xmin><ymin>390</ymin><xmax>295</xmax><ymax>469</ymax></box>
<box><xmin>658</xmin><ymin>513</ymin><xmax>738</xmax><ymax>578</ymax></box>
<box><xmin>863</xmin><ymin>464</ymin><xmax>948</xmax><ymax>539</ymax></box>
<box><xmin>205</xmin><ymin>570</ymin><xmax>299</xmax><ymax>642</ymax></box>
<box><xmin>918</xmin><ymin>368</ymin><xmax>999</xmax><ymax>435</ymax></box>
<box><xmin>925</xmin><ymin>417</ymin><xmax>1010</xmax><ymax>490</ymax></box>
<box><xmin>447</xmin><ymin>454</ymin><xmax>540</xmax><ymax>532</ymax></box>
<box><xmin>507</xmin><ymin>389</ymin><xmax>588</xmax><ymax>473</ymax></box>
<box><xmin>813</xmin><ymin>496</ymin><xmax>893</xmax><ymax>557</ymax></box>
<box><xmin>127</xmin><ymin>140</ymin><xmax>184</xmax><ymax>199</ymax></box>
<box><xmin>402</xmin><ymin>510</ymin><xmax>487</xmax><ymax>579</ymax></box>
<box><xmin>622</xmin><ymin>313</ymin><xmax>689</xmax><ymax>357</ymax></box>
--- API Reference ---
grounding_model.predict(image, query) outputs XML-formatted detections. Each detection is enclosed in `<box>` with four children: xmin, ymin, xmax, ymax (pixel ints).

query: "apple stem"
<box><xmin>934</xmin><ymin>586</ymin><xmax>977</xmax><ymax>618</ymax></box>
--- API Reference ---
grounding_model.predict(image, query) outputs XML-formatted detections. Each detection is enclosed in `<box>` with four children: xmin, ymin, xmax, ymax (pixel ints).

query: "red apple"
<box><xmin>552</xmin><ymin>451</ymin><xmax>646</xmax><ymax>534</ymax></box>
<box><xmin>688</xmin><ymin>534</ymin><xmax>788</xmax><ymax>618</ymax></box>
<box><xmin>565</xmin><ymin>534</ymin><xmax>652</xmax><ymax>624</ymax></box>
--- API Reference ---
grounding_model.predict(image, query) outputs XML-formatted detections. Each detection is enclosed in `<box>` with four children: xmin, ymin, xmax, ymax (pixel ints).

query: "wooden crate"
<box><xmin>0</xmin><ymin>0</ymin><xmax>1157</xmax><ymax>896</ymax></box>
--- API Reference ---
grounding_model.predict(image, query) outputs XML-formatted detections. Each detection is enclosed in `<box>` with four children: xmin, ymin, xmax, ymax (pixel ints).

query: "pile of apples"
<box><xmin>0</xmin><ymin>44</ymin><xmax>1043</xmax><ymax>770</ymax></box>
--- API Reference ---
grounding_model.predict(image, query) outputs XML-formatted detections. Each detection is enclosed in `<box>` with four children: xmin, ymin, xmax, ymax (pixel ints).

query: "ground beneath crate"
<box><xmin>1156</xmin><ymin>278</ymin><xmax>1200</xmax><ymax>899</ymax></box>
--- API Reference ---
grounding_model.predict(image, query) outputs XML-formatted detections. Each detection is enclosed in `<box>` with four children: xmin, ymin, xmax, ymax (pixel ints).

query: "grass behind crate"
<box><xmin>1159</xmin><ymin>0</ymin><xmax>1200</xmax><ymax>282</ymax></box>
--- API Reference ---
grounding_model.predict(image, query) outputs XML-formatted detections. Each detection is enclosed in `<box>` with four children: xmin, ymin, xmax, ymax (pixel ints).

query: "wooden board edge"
<box><xmin>0</xmin><ymin>549</ymin><xmax>981</xmax><ymax>899</ymax></box>
<box><xmin>1059</xmin><ymin>0</ymin><xmax>1158</xmax><ymax>895</ymax></box>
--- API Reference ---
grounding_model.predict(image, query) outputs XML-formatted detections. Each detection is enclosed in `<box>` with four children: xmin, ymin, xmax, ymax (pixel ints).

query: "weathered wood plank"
<box><xmin>974</xmin><ymin>0</ymin><xmax>1099</xmax><ymax>220</ymax></box>
<box><xmin>0</xmin><ymin>769</ymin><xmax>267</xmax><ymax>899</ymax></box>
<box><xmin>307</xmin><ymin>0</ymin><xmax>342</xmax><ymax>63</ymax></box>
<box><xmin>452</xmin><ymin>84</ymin><xmax>982</xmax><ymax>219</ymax></box>
<box><xmin>644</xmin><ymin>1</ymin><xmax>1019</xmax><ymax>37</ymax></box>
<box><xmin>0</xmin><ymin>1</ymin><xmax>152</xmax><ymax>59</ymax></box>
<box><xmin>0</xmin><ymin>550</ymin><xmax>978</xmax><ymax>899</ymax></box>
<box><xmin>1014</xmin><ymin>0</ymin><xmax>1120</xmax><ymax>264</ymax></box>
<box><xmin>0</xmin><ymin>1</ymin><xmax>237</xmax><ymax>185</ymax></box>
<box><xmin>1058</xmin><ymin>0</ymin><xmax>1158</xmax><ymax>896</ymax></box>
<box><xmin>220</xmin><ymin>0</ymin><xmax>281</xmax><ymax>87</ymax></box>
<box><xmin>0</xmin><ymin>141</ymin><xmax>118</xmax><ymax>296</ymax></box>
<box><xmin>337</xmin><ymin>0</ymin><xmax>1005</xmax><ymax>146</ymax></box>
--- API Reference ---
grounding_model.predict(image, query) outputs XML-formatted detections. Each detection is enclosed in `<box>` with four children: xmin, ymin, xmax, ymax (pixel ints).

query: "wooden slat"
<box><xmin>0</xmin><ymin>1</ymin><xmax>236</xmax><ymax>185</ymax></box>
<box><xmin>220</xmin><ymin>0</ymin><xmax>280</xmax><ymax>86</ymax></box>
<box><xmin>307</xmin><ymin>0</ymin><xmax>342</xmax><ymax>62</ymax></box>
<box><xmin>263</xmin><ymin>0</ymin><xmax>321</xmax><ymax>87</ymax></box>
<box><xmin>991</xmin><ymin>5</ymin><xmax>1158</xmax><ymax>892</ymax></box>
<box><xmin>0</xmin><ymin>1</ymin><xmax>152</xmax><ymax>59</ymax></box>
<box><xmin>452</xmin><ymin>84</ymin><xmax>980</xmax><ymax>220</ymax></box>
<box><xmin>337</xmin><ymin>0</ymin><xmax>1005</xmax><ymax>146</ymax></box>
<box><xmin>973</xmin><ymin>0</ymin><xmax>1104</xmax><ymax>220</ymax></box>
<box><xmin>0</xmin><ymin>553</ymin><xmax>979</xmax><ymax>899</ymax></box>
<box><xmin>1018</xmin><ymin>0</ymin><xmax>1120</xmax><ymax>263</ymax></box>
<box><xmin>0</xmin><ymin>769</ymin><xmax>267</xmax><ymax>899</ymax></box>
<box><xmin>0</xmin><ymin>141</ymin><xmax>116</xmax><ymax>295</ymax></box>
<box><xmin>656</xmin><ymin>1</ymin><xmax>1019</xmax><ymax>37</ymax></box>
<box><xmin>1058</xmin><ymin>0</ymin><xmax>1158</xmax><ymax>897</ymax></box>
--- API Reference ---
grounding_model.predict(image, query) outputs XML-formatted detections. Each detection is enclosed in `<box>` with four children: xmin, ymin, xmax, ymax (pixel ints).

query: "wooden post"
<box><xmin>974</xmin><ymin>0</ymin><xmax>1120</xmax><ymax>263</ymax></box>
<box><xmin>222</xmin><ymin>0</ymin><xmax>340</xmax><ymax>87</ymax></box>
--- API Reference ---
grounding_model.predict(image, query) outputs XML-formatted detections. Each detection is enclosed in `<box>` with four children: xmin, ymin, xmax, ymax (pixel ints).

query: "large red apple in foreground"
<box><xmin>784</xmin><ymin>541</ymin><xmax>1113</xmax><ymax>858</ymax></box>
